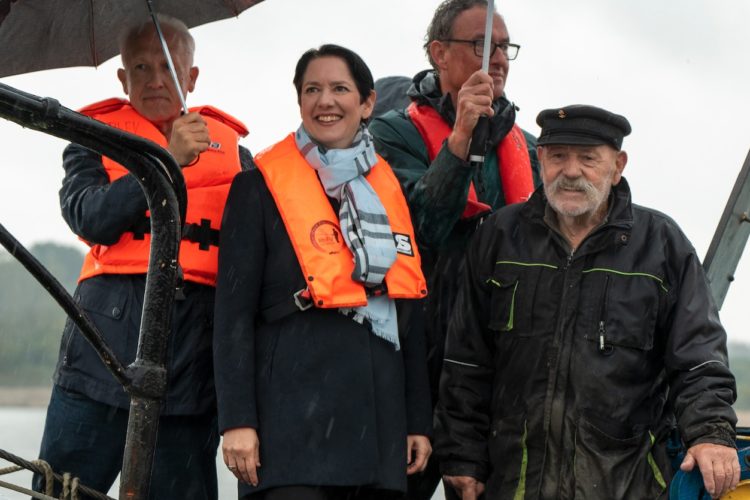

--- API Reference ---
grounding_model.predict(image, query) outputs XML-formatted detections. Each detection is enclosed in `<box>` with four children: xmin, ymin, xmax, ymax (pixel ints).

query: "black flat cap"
<box><xmin>536</xmin><ymin>105</ymin><xmax>631</xmax><ymax>150</ymax></box>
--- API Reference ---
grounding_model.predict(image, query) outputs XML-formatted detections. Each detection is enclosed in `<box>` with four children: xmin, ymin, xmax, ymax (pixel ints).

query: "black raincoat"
<box><xmin>435</xmin><ymin>179</ymin><xmax>737</xmax><ymax>499</ymax></box>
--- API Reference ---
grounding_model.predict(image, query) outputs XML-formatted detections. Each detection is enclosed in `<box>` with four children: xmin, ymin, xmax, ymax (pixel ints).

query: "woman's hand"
<box><xmin>406</xmin><ymin>434</ymin><xmax>432</xmax><ymax>475</ymax></box>
<box><xmin>222</xmin><ymin>427</ymin><xmax>261</xmax><ymax>487</ymax></box>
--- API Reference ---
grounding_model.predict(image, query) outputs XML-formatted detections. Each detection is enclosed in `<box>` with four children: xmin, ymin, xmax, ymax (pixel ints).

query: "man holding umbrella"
<box><xmin>369</xmin><ymin>1</ymin><xmax>540</xmax><ymax>497</ymax></box>
<box><xmin>33</xmin><ymin>15</ymin><xmax>252</xmax><ymax>499</ymax></box>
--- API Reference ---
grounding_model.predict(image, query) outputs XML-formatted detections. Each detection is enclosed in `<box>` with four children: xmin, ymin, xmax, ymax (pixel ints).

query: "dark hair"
<box><xmin>424</xmin><ymin>0</ymin><xmax>491</xmax><ymax>70</ymax></box>
<box><xmin>293</xmin><ymin>44</ymin><xmax>374</xmax><ymax>105</ymax></box>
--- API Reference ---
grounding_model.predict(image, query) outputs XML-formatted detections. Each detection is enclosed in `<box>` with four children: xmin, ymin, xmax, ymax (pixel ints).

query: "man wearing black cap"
<box><xmin>434</xmin><ymin>104</ymin><xmax>739</xmax><ymax>499</ymax></box>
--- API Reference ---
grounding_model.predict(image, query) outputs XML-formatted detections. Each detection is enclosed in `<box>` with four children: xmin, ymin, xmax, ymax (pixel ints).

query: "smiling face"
<box><xmin>433</xmin><ymin>6</ymin><xmax>510</xmax><ymax>100</ymax></box>
<box><xmin>539</xmin><ymin>144</ymin><xmax>627</xmax><ymax>219</ymax></box>
<box><xmin>298</xmin><ymin>56</ymin><xmax>375</xmax><ymax>150</ymax></box>
<box><xmin>117</xmin><ymin>26</ymin><xmax>198</xmax><ymax>130</ymax></box>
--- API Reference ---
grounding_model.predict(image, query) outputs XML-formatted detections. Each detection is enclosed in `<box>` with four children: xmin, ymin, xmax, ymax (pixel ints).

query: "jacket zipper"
<box><xmin>598</xmin><ymin>274</ymin><xmax>611</xmax><ymax>353</ymax></box>
<box><xmin>539</xmin><ymin>248</ymin><xmax>574</xmax><ymax>499</ymax></box>
<box><xmin>62</xmin><ymin>322</ymin><xmax>75</xmax><ymax>366</ymax></box>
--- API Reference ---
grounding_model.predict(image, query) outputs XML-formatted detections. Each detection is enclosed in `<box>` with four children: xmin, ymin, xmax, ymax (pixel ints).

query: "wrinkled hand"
<box><xmin>222</xmin><ymin>427</ymin><xmax>261</xmax><ymax>487</ymax></box>
<box><xmin>443</xmin><ymin>475</ymin><xmax>485</xmax><ymax>500</ymax></box>
<box><xmin>680</xmin><ymin>442</ymin><xmax>739</xmax><ymax>498</ymax></box>
<box><xmin>168</xmin><ymin>111</ymin><xmax>210</xmax><ymax>166</ymax></box>
<box><xmin>406</xmin><ymin>435</ymin><xmax>432</xmax><ymax>475</ymax></box>
<box><xmin>447</xmin><ymin>70</ymin><xmax>495</xmax><ymax>160</ymax></box>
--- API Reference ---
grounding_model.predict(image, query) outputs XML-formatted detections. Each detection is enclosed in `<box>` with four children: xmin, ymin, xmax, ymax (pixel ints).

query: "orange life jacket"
<box><xmin>76</xmin><ymin>98</ymin><xmax>248</xmax><ymax>286</ymax></box>
<box><xmin>407</xmin><ymin>102</ymin><xmax>534</xmax><ymax>218</ymax></box>
<box><xmin>254</xmin><ymin>133</ymin><xmax>427</xmax><ymax>309</ymax></box>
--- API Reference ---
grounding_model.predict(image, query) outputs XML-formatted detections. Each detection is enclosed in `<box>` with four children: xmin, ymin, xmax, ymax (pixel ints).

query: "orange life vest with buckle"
<box><xmin>407</xmin><ymin>102</ymin><xmax>534</xmax><ymax>219</ymax></box>
<box><xmin>255</xmin><ymin>133</ymin><xmax>428</xmax><ymax>309</ymax></box>
<box><xmin>76</xmin><ymin>98</ymin><xmax>248</xmax><ymax>286</ymax></box>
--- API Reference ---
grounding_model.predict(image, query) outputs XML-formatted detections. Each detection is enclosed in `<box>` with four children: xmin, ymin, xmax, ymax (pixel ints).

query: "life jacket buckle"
<box><xmin>293</xmin><ymin>288</ymin><xmax>313</xmax><ymax>311</ymax></box>
<box><xmin>366</xmin><ymin>283</ymin><xmax>388</xmax><ymax>297</ymax></box>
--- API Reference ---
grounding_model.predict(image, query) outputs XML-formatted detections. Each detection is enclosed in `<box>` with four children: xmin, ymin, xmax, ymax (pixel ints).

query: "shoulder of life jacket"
<box><xmin>78</xmin><ymin>98</ymin><xmax>130</xmax><ymax>117</ymax></box>
<box><xmin>79</xmin><ymin>99</ymin><xmax>249</xmax><ymax>138</ymax></box>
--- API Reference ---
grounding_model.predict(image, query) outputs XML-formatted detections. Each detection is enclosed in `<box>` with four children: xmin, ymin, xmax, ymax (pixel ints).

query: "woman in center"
<box><xmin>213</xmin><ymin>44</ymin><xmax>432</xmax><ymax>500</ymax></box>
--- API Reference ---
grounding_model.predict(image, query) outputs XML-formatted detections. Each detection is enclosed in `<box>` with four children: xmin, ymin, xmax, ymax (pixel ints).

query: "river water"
<box><xmin>0</xmin><ymin>407</ymin><xmax>446</xmax><ymax>500</ymax></box>
<box><xmin>0</xmin><ymin>406</ymin><xmax>237</xmax><ymax>499</ymax></box>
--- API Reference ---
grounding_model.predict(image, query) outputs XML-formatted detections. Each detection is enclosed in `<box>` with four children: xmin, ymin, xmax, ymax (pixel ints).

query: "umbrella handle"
<box><xmin>469</xmin><ymin>0</ymin><xmax>495</xmax><ymax>167</ymax></box>
<box><xmin>480</xmin><ymin>0</ymin><xmax>495</xmax><ymax>74</ymax></box>
<box><xmin>146</xmin><ymin>0</ymin><xmax>189</xmax><ymax>114</ymax></box>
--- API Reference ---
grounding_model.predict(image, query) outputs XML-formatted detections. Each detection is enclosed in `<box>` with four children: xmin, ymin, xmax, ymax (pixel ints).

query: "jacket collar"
<box><xmin>522</xmin><ymin>177</ymin><xmax>635</xmax><ymax>254</ymax></box>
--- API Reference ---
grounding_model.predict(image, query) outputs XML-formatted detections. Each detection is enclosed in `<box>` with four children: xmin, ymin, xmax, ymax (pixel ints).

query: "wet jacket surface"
<box><xmin>213</xmin><ymin>168</ymin><xmax>432</xmax><ymax>496</ymax></box>
<box><xmin>53</xmin><ymin>136</ymin><xmax>252</xmax><ymax>415</ymax></box>
<box><xmin>369</xmin><ymin>70</ymin><xmax>542</xmax><ymax>404</ymax></box>
<box><xmin>434</xmin><ymin>179</ymin><xmax>737</xmax><ymax>499</ymax></box>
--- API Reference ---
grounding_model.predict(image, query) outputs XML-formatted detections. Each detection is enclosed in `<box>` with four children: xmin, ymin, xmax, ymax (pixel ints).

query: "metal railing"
<box><xmin>0</xmin><ymin>81</ymin><xmax>186</xmax><ymax>499</ymax></box>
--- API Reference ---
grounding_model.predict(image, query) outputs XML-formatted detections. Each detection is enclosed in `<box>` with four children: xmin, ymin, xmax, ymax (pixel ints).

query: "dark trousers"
<box><xmin>252</xmin><ymin>486</ymin><xmax>402</xmax><ymax>500</ymax></box>
<box><xmin>32</xmin><ymin>385</ymin><xmax>219</xmax><ymax>500</ymax></box>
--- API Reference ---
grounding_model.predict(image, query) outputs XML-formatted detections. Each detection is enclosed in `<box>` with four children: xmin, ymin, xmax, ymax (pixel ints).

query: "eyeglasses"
<box><xmin>441</xmin><ymin>39</ymin><xmax>521</xmax><ymax>60</ymax></box>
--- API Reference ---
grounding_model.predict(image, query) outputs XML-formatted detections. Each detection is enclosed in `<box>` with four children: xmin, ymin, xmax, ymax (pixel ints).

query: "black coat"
<box><xmin>213</xmin><ymin>169</ymin><xmax>432</xmax><ymax>496</ymax></box>
<box><xmin>434</xmin><ymin>179</ymin><xmax>737</xmax><ymax>499</ymax></box>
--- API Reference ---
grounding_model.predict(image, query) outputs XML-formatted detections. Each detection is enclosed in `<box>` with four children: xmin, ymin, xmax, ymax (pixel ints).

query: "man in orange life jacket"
<box><xmin>33</xmin><ymin>15</ymin><xmax>252</xmax><ymax>499</ymax></box>
<box><xmin>369</xmin><ymin>1</ymin><xmax>541</xmax><ymax>498</ymax></box>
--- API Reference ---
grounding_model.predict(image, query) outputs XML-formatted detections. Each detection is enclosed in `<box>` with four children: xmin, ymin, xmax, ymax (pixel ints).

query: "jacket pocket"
<box><xmin>487</xmin><ymin>275</ymin><xmax>519</xmax><ymax>333</ymax></box>
<box><xmin>580</xmin><ymin>269</ymin><xmax>664</xmax><ymax>353</ymax></box>
<box><xmin>487</xmin><ymin>262</ymin><xmax>559</xmax><ymax>337</ymax></box>
<box><xmin>573</xmin><ymin>416</ymin><xmax>666</xmax><ymax>499</ymax></box>
<box><xmin>64</xmin><ymin>279</ymin><xmax>130</xmax><ymax>368</ymax></box>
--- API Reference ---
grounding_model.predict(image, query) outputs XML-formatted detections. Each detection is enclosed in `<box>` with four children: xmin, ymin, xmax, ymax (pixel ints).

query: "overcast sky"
<box><xmin>1</xmin><ymin>0</ymin><xmax>749</xmax><ymax>342</ymax></box>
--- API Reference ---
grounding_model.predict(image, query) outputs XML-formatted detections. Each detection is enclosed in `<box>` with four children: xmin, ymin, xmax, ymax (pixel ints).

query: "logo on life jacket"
<box><xmin>310</xmin><ymin>220</ymin><xmax>346</xmax><ymax>254</ymax></box>
<box><xmin>393</xmin><ymin>233</ymin><xmax>414</xmax><ymax>256</ymax></box>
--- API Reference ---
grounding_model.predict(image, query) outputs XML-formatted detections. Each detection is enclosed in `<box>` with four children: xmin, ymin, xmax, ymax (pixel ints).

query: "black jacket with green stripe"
<box><xmin>434</xmin><ymin>178</ymin><xmax>737</xmax><ymax>499</ymax></box>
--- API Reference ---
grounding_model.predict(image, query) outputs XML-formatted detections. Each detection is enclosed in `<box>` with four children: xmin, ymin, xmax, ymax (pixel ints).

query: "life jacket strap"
<box><xmin>129</xmin><ymin>216</ymin><xmax>220</xmax><ymax>250</ymax></box>
<box><xmin>260</xmin><ymin>284</ymin><xmax>389</xmax><ymax>324</ymax></box>
<box><xmin>261</xmin><ymin>288</ymin><xmax>313</xmax><ymax>324</ymax></box>
<box><xmin>182</xmin><ymin>219</ymin><xmax>220</xmax><ymax>250</ymax></box>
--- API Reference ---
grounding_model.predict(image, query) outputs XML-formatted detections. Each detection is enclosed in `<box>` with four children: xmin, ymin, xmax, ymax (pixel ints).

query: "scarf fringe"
<box><xmin>341</xmin><ymin>306</ymin><xmax>400</xmax><ymax>351</ymax></box>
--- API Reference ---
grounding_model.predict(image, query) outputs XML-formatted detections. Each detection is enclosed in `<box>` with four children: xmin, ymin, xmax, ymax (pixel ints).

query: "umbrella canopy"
<box><xmin>0</xmin><ymin>0</ymin><xmax>264</xmax><ymax>78</ymax></box>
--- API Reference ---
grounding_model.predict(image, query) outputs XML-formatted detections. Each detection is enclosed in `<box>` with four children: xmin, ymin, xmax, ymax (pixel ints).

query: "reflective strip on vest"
<box><xmin>77</xmin><ymin>98</ymin><xmax>247</xmax><ymax>286</ymax></box>
<box><xmin>407</xmin><ymin>102</ymin><xmax>534</xmax><ymax>218</ymax></box>
<box><xmin>254</xmin><ymin>133</ymin><xmax>427</xmax><ymax>308</ymax></box>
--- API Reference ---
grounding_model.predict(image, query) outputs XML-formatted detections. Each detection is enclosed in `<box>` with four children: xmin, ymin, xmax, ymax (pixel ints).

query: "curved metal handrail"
<box><xmin>0</xmin><ymin>81</ymin><xmax>187</xmax><ymax>499</ymax></box>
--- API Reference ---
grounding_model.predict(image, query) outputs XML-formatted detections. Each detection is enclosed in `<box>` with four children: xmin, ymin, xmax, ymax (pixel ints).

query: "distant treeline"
<box><xmin>2</xmin><ymin>242</ymin><xmax>750</xmax><ymax>411</ymax></box>
<box><xmin>0</xmin><ymin>242</ymin><xmax>82</xmax><ymax>385</ymax></box>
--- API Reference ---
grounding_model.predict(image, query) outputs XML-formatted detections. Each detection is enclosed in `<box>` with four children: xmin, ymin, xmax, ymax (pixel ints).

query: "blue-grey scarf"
<box><xmin>295</xmin><ymin>124</ymin><xmax>400</xmax><ymax>349</ymax></box>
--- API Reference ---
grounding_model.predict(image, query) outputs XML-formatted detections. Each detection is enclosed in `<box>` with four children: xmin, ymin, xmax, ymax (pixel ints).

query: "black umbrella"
<box><xmin>0</xmin><ymin>0</ymin><xmax>263</xmax><ymax>78</ymax></box>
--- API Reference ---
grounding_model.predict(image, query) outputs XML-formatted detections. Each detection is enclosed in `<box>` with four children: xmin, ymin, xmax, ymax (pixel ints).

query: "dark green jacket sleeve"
<box><xmin>370</xmin><ymin>110</ymin><xmax>476</xmax><ymax>250</ymax></box>
<box><xmin>370</xmin><ymin>110</ymin><xmax>541</xmax><ymax>250</ymax></box>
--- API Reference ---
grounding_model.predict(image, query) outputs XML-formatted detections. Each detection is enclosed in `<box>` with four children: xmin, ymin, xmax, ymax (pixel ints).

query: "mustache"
<box><xmin>548</xmin><ymin>176</ymin><xmax>597</xmax><ymax>196</ymax></box>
